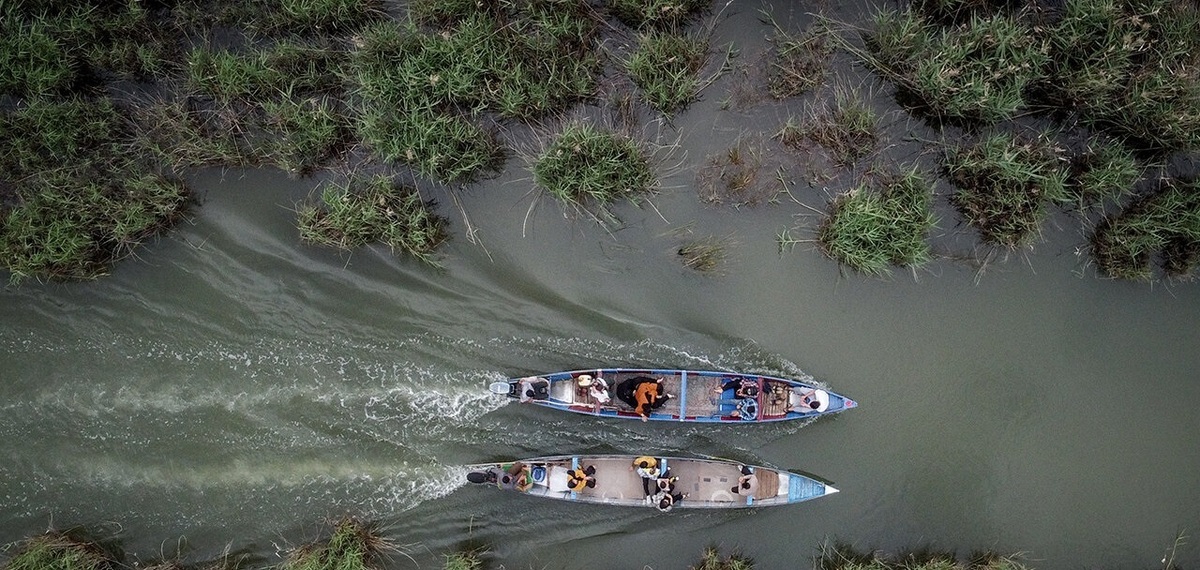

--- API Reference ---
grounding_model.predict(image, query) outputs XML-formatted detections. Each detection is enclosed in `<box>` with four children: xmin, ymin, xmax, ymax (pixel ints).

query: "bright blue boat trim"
<box><xmin>788</xmin><ymin>475</ymin><xmax>825</xmax><ymax>502</ymax></box>
<box><xmin>678</xmin><ymin>371</ymin><xmax>688</xmax><ymax>421</ymax></box>
<box><xmin>570</xmin><ymin>456</ymin><xmax>579</xmax><ymax>500</ymax></box>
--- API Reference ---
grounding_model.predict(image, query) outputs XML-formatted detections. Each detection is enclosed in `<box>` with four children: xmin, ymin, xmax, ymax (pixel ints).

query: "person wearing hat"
<box><xmin>518</xmin><ymin>376</ymin><xmax>550</xmax><ymax>403</ymax></box>
<box><xmin>577</xmin><ymin>374</ymin><xmax>610</xmax><ymax>412</ymax></box>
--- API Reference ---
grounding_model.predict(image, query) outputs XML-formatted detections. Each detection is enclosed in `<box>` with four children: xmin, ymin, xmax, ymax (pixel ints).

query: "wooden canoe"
<box><xmin>490</xmin><ymin>368</ymin><xmax>856</xmax><ymax>423</ymax></box>
<box><xmin>465</xmin><ymin>454</ymin><xmax>837</xmax><ymax>509</ymax></box>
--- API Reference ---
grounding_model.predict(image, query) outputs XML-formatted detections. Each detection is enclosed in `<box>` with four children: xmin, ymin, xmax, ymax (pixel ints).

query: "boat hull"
<box><xmin>465</xmin><ymin>454</ymin><xmax>837</xmax><ymax>509</ymax></box>
<box><xmin>495</xmin><ymin>368</ymin><xmax>856</xmax><ymax>423</ymax></box>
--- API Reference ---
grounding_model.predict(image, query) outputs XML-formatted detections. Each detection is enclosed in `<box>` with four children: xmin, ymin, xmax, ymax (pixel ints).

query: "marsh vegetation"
<box><xmin>1</xmin><ymin>0</ymin><xmax>1197</xmax><ymax>283</ymax></box>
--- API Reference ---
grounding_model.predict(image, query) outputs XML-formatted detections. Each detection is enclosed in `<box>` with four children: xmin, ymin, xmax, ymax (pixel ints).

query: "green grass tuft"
<box><xmin>779</xmin><ymin>86</ymin><xmax>880</xmax><ymax>166</ymax></box>
<box><xmin>261</xmin><ymin>95</ymin><xmax>348</xmax><ymax>177</ymax></box>
<box><xmin>944</xmin><ymin>131</ymin><xmax>1068</xmax><ymax>247</ymax></box>
<box><xmin>281</xmin><ymin>518</ymin><xmax>394</xmax><ymax>570</ymax></box>
<box><xmin>864</xmin><ymin>7</ymin><xmax>1047</xmax><ymax>124</ymax></box>
<box><xmin>4</xmin><ymin>533</ymin><xmax>111</xmax><ymax>570</ymax></box>
<box><xmin>0</xmin><ymin>169</ymin><xmax>190</xmax><ymax>283</ymax></box>
<box><xmin>626</xmin><ymin>30</ymin><xmax>709</xmax><ymax>114</ymax></box>
<box><xmin>532</xmin><ymin>123</ymin><xmax>657</xmax><ymax>209</ymax></box>
<box><xmin>1066</xmin><ymin>137</ymin><xmax>1140</xmax><ymax>209</ymax></box>
<box><xmin>1092</xmin><ymin>178</ymin><xmax>1200</xmax><ymax>281</ymax></box>
<box><xmin>692</xmin><ymin>545</ymin><xmax>754</xmax><ymax>570</ymax></box>
<box><xmin>817</xmin><ymin>167</ymin><xmax>937</xmax><ymax>276</ymax></box>
<box><xmin>1043</xmin><ymin>0</ymin><xmax>1200</xmax><ymax>152</ymax></box>
<box><xmin>440</xmin><ymin>551</ymin><xmax>483</xmax><ymax>570</ymax></box>
<box><xmin>297</xmin><ymin>175</ymin><xmax>448</xmax><ymax>264</ymax></box>
<box><xmin>607</xmin><ymin>0</ymin><xmax>709</xmax><ymax>29</ymax></box>
<box><xmin>0</xmin><ymin>7</ymin><xmax>79</xmax><ymax>96</ymax></box>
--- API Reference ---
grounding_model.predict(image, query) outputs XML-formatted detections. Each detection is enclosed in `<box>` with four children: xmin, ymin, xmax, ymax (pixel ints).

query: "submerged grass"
<box><xmin>817</xmin><ymin>167</ymin><xmax>937</xmax><ymax>276</ymax></box>
<box><xmin>532</xmin><ymin>123</ymin><xmax>657</xmax><ymax>210</ymax></box>
<box><xmin>260</xmin><ymin>95</ymin><xmax>349</xmax><ymax>177</ymax></box>
<box><xmin>677</xmin><ymin>234</ymin><xmax>731</xmax><ymax>275</ymax></box>
<box><xmin>944</xmin><ymin>131</ymin><xmax>1068</xmax><ymax>248</ymax></box>
<box><xmin>779</xmin><ymin>85</ymin><xmax>880</xmax><ymax>166</ymax></box>
<box><xmin>765</xmin><ymin>19</ymin><xmax>833</xmax><ymax>99</ymax></box>
<box><xmin>297</xmin><ymin>175</ymin><xmax>448</xmax><ymax>264</ymax></box>
<box><xmin>1092</xmin><ymin>178</ymin><xmax>1200</xmax><ymax>281</ymax></box>
<box><xmin>626</xmin><ymin>30</ymin><xmax>710</xmax><ymax>114</ymax></box>
<box><xmin>695</xmin><ymin>135</ymin><xmax>783</xmax><ymax>207</ymax></box>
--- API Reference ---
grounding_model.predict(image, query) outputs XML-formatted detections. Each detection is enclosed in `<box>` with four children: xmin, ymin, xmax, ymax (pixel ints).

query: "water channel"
<box><xmin>3</xmin><ymin>3</ymin><xmax>1199</xmax><ymax>569</ymax></box>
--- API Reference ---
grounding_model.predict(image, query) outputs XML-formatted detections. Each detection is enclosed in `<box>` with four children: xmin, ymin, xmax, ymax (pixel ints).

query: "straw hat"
<box><xmin>576</xmin><ymin>374</ymin><xmax>593</xmax><ymax>387</ymax></box>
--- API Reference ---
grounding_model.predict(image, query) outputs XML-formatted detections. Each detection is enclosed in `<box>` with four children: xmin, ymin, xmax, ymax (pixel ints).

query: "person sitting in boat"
<box><xmin>653</xmin><ymin>489</ymin><xmax>688</xmax><ymax>512</ymax></box>
<box><xmin>518</xmin><ymin>376</ymin><xmax>550</xmax><ymax>403</ymax></box>
<box><xmin>483</xmin><ymin>462</ymin><xmax>533</xmax><ymax>492</ymax></box>
<box><xmin>716</xmin><ymin>377</ymin><xmax>759</xmax><ymax>399</ymax></box>
<box><xmin>653</xmin><ymin>473</ymin><xmax>679</xmax><ymax>496</ymax></box>
<box><xmin>567</xmin><ymin>464</ymin><xmax>597</xmax><ymax>491</ymax></box>
<box><xmin>577</xmin><ymin>374</ymin><xmax>610</xmax><ymax>412</ymax></box>
<box><xmin>616</xmin><ymin>377</ymin><xmax>673</xmax><ymax>419</ymax></box>
<box><xmin>731</xmin><ymin>465</ymin><xmax>758</xmax><ymax>497</ymax></box>
<box><xmin>632</xmin><ymin>456</ymin><xmax>661</xmax><ymax>495</ymax></box>
<box><xmin>713</xmin><ymin>378</ymin><xmax>759</xmax><ymax>420</ymax></box>
<box><xmin>787</xmin><ymin>388</ymin><xmax>830</xmax><ymax>413</ymax></box>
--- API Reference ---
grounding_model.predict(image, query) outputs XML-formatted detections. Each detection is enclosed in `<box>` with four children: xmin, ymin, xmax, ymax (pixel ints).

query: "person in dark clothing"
<box><xmin>654</xmin><ymin>490</ymin><xmax>688</xmax><ymax>512</ymax></box>
<box><xmin>730</xmin><ymin>464</ymin><xmax>758</xmax><ymax>496</ymax></box>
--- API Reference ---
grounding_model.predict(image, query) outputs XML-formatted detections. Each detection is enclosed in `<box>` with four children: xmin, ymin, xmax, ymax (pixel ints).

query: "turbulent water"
<box><xmin>4</xmin><ymin>3</ymin><xmax>1200</xmax><ymax>570</ymax></box>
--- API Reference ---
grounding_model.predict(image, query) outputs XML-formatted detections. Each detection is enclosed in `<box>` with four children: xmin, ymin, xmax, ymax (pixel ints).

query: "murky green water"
<box><xmin>3</xmin><ymin>3</ymin><xmax>1199</xmax><ymax>570</ymax></box>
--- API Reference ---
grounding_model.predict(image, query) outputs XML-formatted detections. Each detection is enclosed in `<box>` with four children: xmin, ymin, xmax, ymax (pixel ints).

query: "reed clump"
<box><xmin>607</xmin><ymin>0</ymin><xmax>709</xmax><ymax>29</ymax></box>
<box><xmin>187</xmin><ymin>42</ymin><xmax>343</xmax><ymax>103</ymax></box>
<box><xmin>863</xmin><ymin>7</ymin><xmax>1047</xmax><ymax>124</ymax></box>
<box><xmin>3</xmin><ymin>531</ymin><xmax>112</xmax><ymax>570</ymax></box>
<box><xmin>347</xmin><ymin>3</ymin><xmax>601</xmax><ymax>181</ymax></box>
<box><xmin>779</xmin><ymin>86</ymin><xmax>880</xmax><ymax>166</ymax></box>
<box><xmin>297</xmin><ymin>175</ymin><xmax>448</xmax><ymax>264</ymax></box>
<box><xmin>944</xmin><ymin>132</ymin><xmax>1068</xmax><ymax>248</ymax></box>
<box><xmin>1066</xmin><ymin>137</ymin><xmax>1140</xmax><ymax>209</ymax></box>
<box><xmin>1091</xmin><ymin>178</ymin><xmax>1200</xmax><ymax>281</ymax></box>
<box><xmin>817</xmin><ymin>167</ymin><xmax>937</xmax><ymax>276</ymax></box>
<box><xmin>692</xmin><ymin>546</ymin><xmax>753</xmax><ymax>570</ymax></box>
<box><xmin>815</xmin><ymin>542</ymin><xmax>1032</xmax><ymax>570</ymax></box>
<box><xmin>766</xmin><ymin>21</ymin><xmax>833</xmax><ymax>99</ymax></box>
<box><xmin>260</xmin><ymin>96</ymin><xmax>350</xmax><ymax>177</ymax></box>
<box><xmin>532</xmin><ymin>123</ymin><xmax>657</xmax><ymax>210</ymax></box>
<box><xmin>1041</xmin><ymin>0</ymin><xmax>1200</xmax><ymax>152</ymax></box>
<box><xmin>626</xmin><ymin>30</ymin><xmax>709</xmax><ymax>114</ymax></box>
<box><xmin>281</xmin><ymin>517</ymin><xmax>394</xmax><ymax>570</ymax></box>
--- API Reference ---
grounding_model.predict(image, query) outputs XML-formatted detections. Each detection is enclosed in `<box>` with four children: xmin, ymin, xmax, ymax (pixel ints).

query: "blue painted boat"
<box><xmin>465</xmin><ymin>454</ymin><xmax>837</xmax><ymax>510</ymax></box>
<box><xmin>489</xmin><ymin>368</ymin><xmax>856</xmax><ymax>423</ymax></box>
